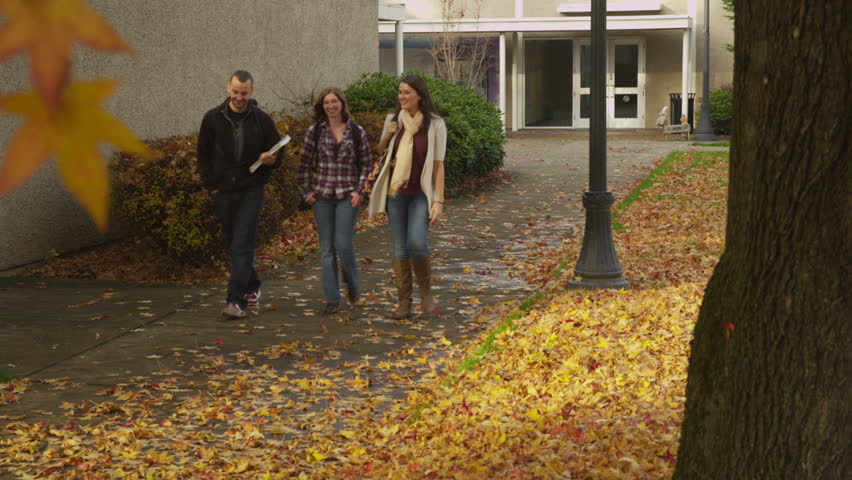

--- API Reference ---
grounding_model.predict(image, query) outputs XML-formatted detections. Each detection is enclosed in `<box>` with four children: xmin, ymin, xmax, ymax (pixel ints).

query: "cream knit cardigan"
<box><xmin>367</xmin><ymin>113</ymin><xmax>446</xmax><ymax>217</ymax></box>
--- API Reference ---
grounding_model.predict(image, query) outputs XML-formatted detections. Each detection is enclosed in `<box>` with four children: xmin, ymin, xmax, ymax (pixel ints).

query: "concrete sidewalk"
<box><xmin>0</xmin><ymin>135</ymin><xmax>726</xmax><ymax>429</ymax></box>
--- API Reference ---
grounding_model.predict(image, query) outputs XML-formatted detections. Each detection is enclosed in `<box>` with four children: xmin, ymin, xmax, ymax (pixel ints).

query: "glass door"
<box><xmin>573</xmin><ymin>38</ymin><xmax>644</xmax><ymax>129</ymax></box>
<box><xmin>609</xmin><ymin>39</ymin><xmax>644</xmax><ymax>128</ymax></box>
<box><xmin>573</xmin><ymin>40</ymin><xmax>591</xmax><ymax>129</ymax></box>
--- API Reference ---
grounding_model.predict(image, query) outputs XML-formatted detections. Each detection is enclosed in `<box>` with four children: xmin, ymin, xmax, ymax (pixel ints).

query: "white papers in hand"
<box><xmin>250</xmin><ymin>135</ymin><xmax>291</xmax><ymax>173</ymax></box>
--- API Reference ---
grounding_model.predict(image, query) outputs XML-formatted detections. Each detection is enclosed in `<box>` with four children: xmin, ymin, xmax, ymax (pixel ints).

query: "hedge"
<box><xmin>710</xmin><ymin>87</ymin><xmax>734</xmax><ymax>135</ymax></box>
<box><xmin>112</xmin><ymin>128</ymin><xmax>296</xmax><ymax>264</ymax></box>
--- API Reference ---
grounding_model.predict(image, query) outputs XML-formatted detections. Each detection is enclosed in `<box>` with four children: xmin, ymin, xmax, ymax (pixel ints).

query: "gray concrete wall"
<box><xmin>0</xmin><ymin>0</ymin><xmax>378</xmax><ymax>271</ymax></box>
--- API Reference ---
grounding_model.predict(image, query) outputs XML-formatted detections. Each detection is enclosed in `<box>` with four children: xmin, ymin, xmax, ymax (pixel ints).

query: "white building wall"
<box><xmin>380</xmin><ymin>0</ymin><xmax>734</xmax><ymax>128</ymax></box>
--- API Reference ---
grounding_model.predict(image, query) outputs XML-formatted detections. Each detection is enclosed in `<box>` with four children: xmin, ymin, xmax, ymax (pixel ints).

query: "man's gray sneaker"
<box><xmin>246</xmin><ymin>289</ymin><xmax>261</xmax><ymax>307</ymax></box>
<box><xmin>222</xmin><ymin>302</ymin><xmax>247</xmax><ymax>318</ymax></box>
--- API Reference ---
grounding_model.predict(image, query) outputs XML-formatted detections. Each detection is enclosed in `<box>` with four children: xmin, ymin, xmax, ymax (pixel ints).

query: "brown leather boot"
<box><xmin>390</xmin><ymin>259</ymin><xmax>412</xmax><ymax>319</ymax></box>
<box><xmin>411</xmin><ymin>256</ymin><xmax>434</xmax><ymax>315</ymax></box>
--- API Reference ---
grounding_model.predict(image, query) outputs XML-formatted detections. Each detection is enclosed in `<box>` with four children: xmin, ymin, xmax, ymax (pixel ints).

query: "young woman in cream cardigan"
<box><xmin>368</xmin><ymin>75</ymin><xmax>447</xmax><ymax>318</ymax></box>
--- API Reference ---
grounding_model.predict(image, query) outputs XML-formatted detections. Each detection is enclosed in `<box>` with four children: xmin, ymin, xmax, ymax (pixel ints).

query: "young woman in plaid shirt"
<box><xmin>367</xmin><ymin>75</ymin><xmax>447</xmax><ymax>319</ymax></box>
<box><xmin>298</xmin><ymin>87</ymin><xmax>372</xmax><ymax>315</ymax></box>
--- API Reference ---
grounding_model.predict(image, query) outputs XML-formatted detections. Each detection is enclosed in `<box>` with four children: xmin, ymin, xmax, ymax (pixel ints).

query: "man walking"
<box><xmin>197</xmin><ymin>70</ymin><xmax>282</xmax><ymax>318</ymax></box>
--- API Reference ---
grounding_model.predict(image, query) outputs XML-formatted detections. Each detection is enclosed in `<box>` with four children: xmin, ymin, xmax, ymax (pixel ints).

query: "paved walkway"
<box><xmin>0</xmin><ymin>134</ymin><xmax>724</xmax><ymax>442</ymax></box>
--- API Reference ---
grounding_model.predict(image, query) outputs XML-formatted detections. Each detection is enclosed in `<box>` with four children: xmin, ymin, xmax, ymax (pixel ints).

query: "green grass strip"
<box><xmin>611</xmin><ymin>151</ymin><xmax>684</xmax><ymax>231</ymax></box>
<box><xmin>691</xmin><ymin>141</ymin><xmax>730</xmax><ymax>147</ymax></box>
<box><xmin>407</xmin><ymin>403</ymin><xmax>430</xmax><ymax>423</ymax></box>
<box><xmin>458</xmin><ymin>312</ymin><xmax>520</xmax><ymax>372</ymax></box>
<box><xmin>518</xmin><ymin>293</ymin><xmax>543</xmax><ymax>313</ymax></box>
<box><xmin>552</xmin><ymin>259</ymin><xmax>568</xmax><ymax>279</ymax></box>
<box><xmin>0</xmin><ymin>369</ymin><xmax>14</xmax><ymax>382</ymax></box>
<box><xmin>410</xmin><ymin>293</ymin><xmax>544</xmax><ymax>422</ymax></box>
<box><xmin>456</xmin><ymin>292</ymin><xmax>543</xmax><ymax>373</ymax></box>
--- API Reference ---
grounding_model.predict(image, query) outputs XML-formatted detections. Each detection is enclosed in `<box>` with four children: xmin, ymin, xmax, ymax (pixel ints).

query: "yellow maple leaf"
<box><xmin>0</xmin><ymin>0</ymin><xmax>132</xmax><ymax>110</ymax></box>
<box><xmin>120</xmin><ymin>450</ymin><xmax>139</xmax><ymax>459</ymax></box>
<box><xmin>0</xmin><ymin>80</ymin><xmax>150</xmax><ymax>229</ymax></box>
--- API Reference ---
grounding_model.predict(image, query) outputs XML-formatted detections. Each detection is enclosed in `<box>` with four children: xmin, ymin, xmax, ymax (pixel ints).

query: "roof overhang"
<box><xmin>379</xmin><ymin>15</ymin><xmax>691</xmax><ymax>34</ymax></box>
<box><xmin>379</xmin><ymin>3</ymin><xmax>406</xmax><ymax>22</ymax></box>
<box><xmin>557</xmin><ymin>1</ymin><xmax>663</xmax><ymax>14</ymax></box>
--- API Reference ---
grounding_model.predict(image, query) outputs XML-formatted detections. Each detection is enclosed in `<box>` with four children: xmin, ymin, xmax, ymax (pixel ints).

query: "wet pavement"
<box><xmin>0</xmin><ymin>133</ymin><xmax>725</xmax><ymax>448</ymax></box>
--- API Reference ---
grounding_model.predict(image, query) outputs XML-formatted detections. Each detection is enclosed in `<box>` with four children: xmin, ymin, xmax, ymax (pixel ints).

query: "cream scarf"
<box><xmin>389</xmin><ymin>109</ymin><xmax>423</xmax><ymax>196</ymax></box>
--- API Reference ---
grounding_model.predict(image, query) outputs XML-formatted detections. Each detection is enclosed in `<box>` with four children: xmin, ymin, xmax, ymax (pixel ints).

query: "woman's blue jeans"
<box><xmin>386</xmin><ymin>192</ymin><xmax>430</xmax><ymax>260</ymax></box>
<box><xmin>312</xmin><ymin>198</ymin><xmax>359</xmax><ymax>303</ymax></box>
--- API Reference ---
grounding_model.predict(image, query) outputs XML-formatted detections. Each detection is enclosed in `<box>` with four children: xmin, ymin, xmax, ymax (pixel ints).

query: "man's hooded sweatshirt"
<box><xmin>197</xmin><ymin>98</ymin><xmax>282</xmax><ymax>193</ymax></box>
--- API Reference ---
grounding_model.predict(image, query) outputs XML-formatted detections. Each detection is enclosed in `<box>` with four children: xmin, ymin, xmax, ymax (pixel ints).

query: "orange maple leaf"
<box><xmin>0</xmin><ymin>0</ymin><xmax>132</xmax><ymax>111</ymax></box>
<box><xmin>0</xmin><ymin>80</ymin><xmax>151</xmax><ymax>230</ymax></box>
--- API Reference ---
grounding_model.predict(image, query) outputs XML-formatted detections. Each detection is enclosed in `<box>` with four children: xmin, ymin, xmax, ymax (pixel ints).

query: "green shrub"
<box><xmin>710</xmin><ymin>86</ymin><xmax>734</xmax><ymax>135</ymax></box>
<box><xmin>112</xmin><ymin>129</ymin><xmax>300</xmax><ymax>264</ymax></box>
<box><xmin>344</xmin><ymin>72</ymin><xmax>506</xmax><ymax>189</ymax></box>
<box><xmin>345</xmin><ymin>72</ymin><xmax>401</xmax><ymax>114</ymax></box>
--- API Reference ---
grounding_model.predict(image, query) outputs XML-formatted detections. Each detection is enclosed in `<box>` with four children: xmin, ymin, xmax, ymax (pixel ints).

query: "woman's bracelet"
<box><xmin>435</xmin><ymin>201</ymin><xmax>444</xmax><ymax>204</ymax></box>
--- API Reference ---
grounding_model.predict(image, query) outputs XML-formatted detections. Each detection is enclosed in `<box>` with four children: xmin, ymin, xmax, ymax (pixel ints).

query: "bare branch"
<box><xmin>429</xmin><ymin>0</ymin><xmax>492</xmax><ymax>95</ymax></box>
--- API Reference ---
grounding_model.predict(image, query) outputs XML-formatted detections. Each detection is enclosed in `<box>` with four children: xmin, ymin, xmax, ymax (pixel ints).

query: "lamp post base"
<box><xmin>694</xmin><ymin>99</ymin><xmax>716</xmax><ymax>141</ymax></box>
<box><xmin>568</xmin><ymin>274</ymin><xmax>630</xmax><ymax>290</ymax></box>
<box><xmin>569</xmin><ymin>191</ymin><xmax>630</xmax><ymax>290</ymax></box>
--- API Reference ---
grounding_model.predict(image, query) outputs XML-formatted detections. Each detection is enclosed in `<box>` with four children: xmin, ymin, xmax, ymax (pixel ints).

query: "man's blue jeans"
<box><xmin>214</xmin><ymin>186</ymin><xmax>263</xmax><ymax>308</ymax></box>
<box><xmin>386</xmin><ymin>192</ymin><xmax>430</xmax><ymax>260</ymax></box>
<box><xmin>312</xmin><ymin>198</ymin><xmax>360</xmax><ymax>303</ymax></box>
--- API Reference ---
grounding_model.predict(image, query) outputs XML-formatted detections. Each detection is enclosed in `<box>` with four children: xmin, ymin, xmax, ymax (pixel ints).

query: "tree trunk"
<box><xmin>674</xmin><ymin>1</ymin><xmax>850</xmax><ymax>479</ymax></box>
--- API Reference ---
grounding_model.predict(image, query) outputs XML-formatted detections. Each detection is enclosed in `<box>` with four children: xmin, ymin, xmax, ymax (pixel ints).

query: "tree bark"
<box><xmin>674</xmin><ymin>1</ymin><xmax>850</xmax><ymax>479</ymax></box>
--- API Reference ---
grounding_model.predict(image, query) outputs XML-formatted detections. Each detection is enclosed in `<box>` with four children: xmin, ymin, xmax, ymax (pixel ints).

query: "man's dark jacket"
<box><xmin>197</xmin><ymin>98</ymin><xmax>282</xmax><ymax>193</ymax></box>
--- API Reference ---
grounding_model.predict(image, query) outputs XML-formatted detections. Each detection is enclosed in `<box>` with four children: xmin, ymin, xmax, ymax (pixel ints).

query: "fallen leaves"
<box><xmin>0</xmin><ymin>378</ymin><xmax>29</xmax><ymax>406</ymax></box>
<box><xmin>0</xmin><ymin>151</ymin><xmax>729</xmax><ymax>479</ymax></box>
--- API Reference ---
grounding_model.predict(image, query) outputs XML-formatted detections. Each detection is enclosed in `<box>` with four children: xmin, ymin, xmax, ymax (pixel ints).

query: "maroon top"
<box><xmin>390</xmin><ymin>126</ymin><xmax>428</xmax><ymax>195</ymax></box>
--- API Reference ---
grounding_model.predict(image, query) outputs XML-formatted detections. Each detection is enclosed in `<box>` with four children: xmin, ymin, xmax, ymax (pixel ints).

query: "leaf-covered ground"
<box><xmin>1</xmin><ymin>151</ymin><xmax>728</xmax><ymax>479</ymax></box>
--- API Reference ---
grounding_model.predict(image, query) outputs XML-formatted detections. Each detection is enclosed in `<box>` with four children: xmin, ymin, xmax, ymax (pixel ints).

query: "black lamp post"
<box><xmin>693</xmin><ymin>0</ymin><xmax>716</xmax><ymax>141</ymax></box>
<box><xmin>569</xmin><ymin>0</ymin><xmax>629</xmax><ymax>290</ymax></box>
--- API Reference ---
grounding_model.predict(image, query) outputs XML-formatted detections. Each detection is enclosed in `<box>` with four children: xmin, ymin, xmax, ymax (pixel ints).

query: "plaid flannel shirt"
<box><xmin>298</xmin><ymin>121</ymin><xmax>372</xmax><ymax>200</ymax></box>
